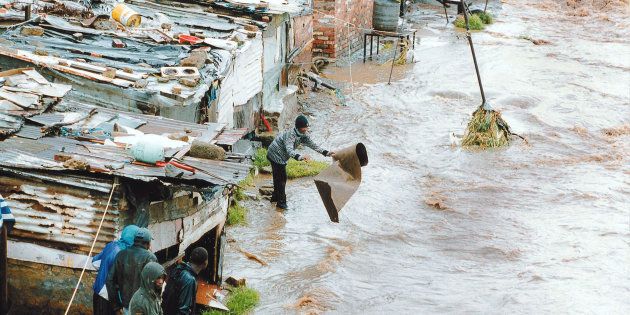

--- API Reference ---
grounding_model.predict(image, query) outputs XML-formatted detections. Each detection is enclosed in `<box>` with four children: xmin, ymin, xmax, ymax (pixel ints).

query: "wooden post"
<box><xmin>0</xmin><ymin>225</ymin><xmax>8</xmax><ymax>315</ymax></box>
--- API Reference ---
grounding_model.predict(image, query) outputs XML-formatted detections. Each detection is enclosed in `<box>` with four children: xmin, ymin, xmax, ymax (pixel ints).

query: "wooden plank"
<box><xmin>6</xmin><ymin>240</ymin><xmax>96</xmax><ymax>270</ymax></box>
<box><xmin>68</xmin><ymin>60</ymin><xmax>145</xmax><ymax>81</ymax></box>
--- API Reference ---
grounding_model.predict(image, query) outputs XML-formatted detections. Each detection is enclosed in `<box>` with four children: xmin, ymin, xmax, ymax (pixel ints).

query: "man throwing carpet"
<box><xmin>266</xmin><ymin>115</ymin><xmax>335</xmax><ymax>209</ymax></box>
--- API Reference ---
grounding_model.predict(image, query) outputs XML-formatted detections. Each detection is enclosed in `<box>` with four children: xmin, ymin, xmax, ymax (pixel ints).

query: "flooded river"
<box><xmin>223</xmin><ymin>1</ymin><xmax>629</xmax><ymax>313</ymax></box>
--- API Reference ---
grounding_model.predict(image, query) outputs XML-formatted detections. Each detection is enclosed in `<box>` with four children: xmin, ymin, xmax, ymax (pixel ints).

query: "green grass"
<box><xmin>203</xmin><ymin>286</ymin><xmax>260</xmax><ymax>315</ymax></box>
<box><xmin>226</xmin><ymin>201</ymin><xmax>247</xmax><ymax>226</ymax></box>
<box><xmin>253</xmin><ymin>148</ymin><xmax>270</xmax><ymax>169</ymax></box>
<box><xmin>286</xmin><ymin>159</ymin><xmax>328</xmax><ymax>179</ymax></box>
<box><xmin>454</xmin><ymin>14</ymin><xmax>485</xmax><ymax>30</ymax></box>
<box><xmin>233</xmin><ymin>172</ymin><xmax>255</xmax><ymax>202</ymax></box>
<box><xmin>477</xmin><ymin>11</ymin><xmax>493</xmax><ymax>24</ymax></box>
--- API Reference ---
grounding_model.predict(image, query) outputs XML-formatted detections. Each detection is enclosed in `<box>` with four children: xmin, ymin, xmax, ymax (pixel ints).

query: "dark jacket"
<box><xmin>129</xmin><ymin>262</ymin><xmax>166</xmax><ymax>315</ymax></box>
<box><xmin>267</xmin><ymin>127</ymin><xmax>328</xmax><ymax>164</ymax></box>
<box><xmin>106</xmin><ymin>244</ymin><xmax>157</xmax><ymax>310</ymax></box>
<box><xmin>161</xmin><ymin>263</ymin><xmax>198</xmax><ymax>315</ymax></box>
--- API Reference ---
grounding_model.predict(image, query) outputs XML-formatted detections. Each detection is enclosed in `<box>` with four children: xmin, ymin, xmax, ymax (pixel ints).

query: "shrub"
<box><xmin>203</xmin><ymin>286</ymin><xmax>260</xmax><ymax>315</ymax></box>
<box><xmin>454</xmin><ymin>14</ymin><xmax>485</xmax><ymax>30</ymax></box>
<box><xmin>286</xmin><ymin>159</ymin><xmax>328</xmax><ymax>179</ymax></box>
<box><xmin>226</xmin><ymin>201</ymin><xmax>247</xmax><ymax>226</ymax></box>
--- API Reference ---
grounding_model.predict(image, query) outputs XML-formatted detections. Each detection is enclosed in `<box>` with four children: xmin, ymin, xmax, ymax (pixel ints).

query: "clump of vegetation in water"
<box><xmin>252</xmin><ymin>148</ymin><xmax>270</xmax><ymax>169</ymax></box>
<box><xmin>454</xmin><ymin>14</ymin><xmax>485</xmax><ymax>30</ymax></box>
<box><xmin>461</xmin><ymin>107</ymin><xmax>511</xmax><ymax>148</ymax></box>
<box><xmin>477</xmin><ymin>11</ymin><xmax>494</xmax><ymax>24</ymax></box>
<box><xmin>226</xmin><ymin>201</ymin><xmax>247</xmax><ymax>226</ymax></box>
<box><xmin>204</xmin><ymin>286</ymin><xmax>260</xmax><ymax>315</ymax></box>
<box><xmin>286</xmin><ymin>159</ymin><xmax>328</xmax><ymax>179</ymax></box>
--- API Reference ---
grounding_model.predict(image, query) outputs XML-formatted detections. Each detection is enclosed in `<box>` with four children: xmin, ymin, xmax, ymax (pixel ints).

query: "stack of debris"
<box><xmin>0</xmin><ymin>68</ymin><xmax>71</xmax><ymax>136</ymax></box>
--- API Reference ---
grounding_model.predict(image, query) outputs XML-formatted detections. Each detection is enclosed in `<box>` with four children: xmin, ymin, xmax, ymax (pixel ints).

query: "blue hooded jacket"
<box><xmin>92</xmin><ymin>225</ymin><xmax>139</xmax><ymax>298</ymax></box>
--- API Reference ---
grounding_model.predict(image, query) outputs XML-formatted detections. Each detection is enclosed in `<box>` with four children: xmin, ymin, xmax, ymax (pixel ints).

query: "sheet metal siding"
<box><xmin>216</xmin><ymin>35</ymin><xmax>263</xmax><ymax>128</ymax></box>
<box><xmin>0</xmin><ymin>175</ymin><xmax>120</xmax><ymax>255</ymax></box>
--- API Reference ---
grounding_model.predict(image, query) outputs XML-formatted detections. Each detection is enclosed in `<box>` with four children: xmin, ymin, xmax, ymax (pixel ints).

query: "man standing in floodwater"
<box><xmin>107</xmin><ymin>228</ymin><xmax>157</xmax><ymax>315</ymax></box>
<box><xmin>266</xmin><ymin>115</ymin><xmax>335</xmax><ymax>209</ymax></box>
<box><xmin>161</xmin><ymin>247</ymin><xmax>209</xmax><ymax>315</ymax></box>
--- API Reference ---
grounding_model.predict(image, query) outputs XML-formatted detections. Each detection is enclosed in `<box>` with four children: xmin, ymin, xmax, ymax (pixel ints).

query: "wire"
<box><xmin>64</xmin><ymin>181</ymin><xmax>118</xmax><ymax>315</ymax></box>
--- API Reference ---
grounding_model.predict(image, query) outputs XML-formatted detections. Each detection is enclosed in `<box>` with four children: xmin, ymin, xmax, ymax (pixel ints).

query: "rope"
<box><xmin>64</xmin><ymin>181</ymin><xmax>118</xmax><ymax>315</ymax></box>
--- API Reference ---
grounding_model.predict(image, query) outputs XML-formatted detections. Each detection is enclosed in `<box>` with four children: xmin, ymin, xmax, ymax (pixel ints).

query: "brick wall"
<box><xmin>313</xmin><ymin>0</ymin><xmax>374</xmax><ymax>58</ymax></box>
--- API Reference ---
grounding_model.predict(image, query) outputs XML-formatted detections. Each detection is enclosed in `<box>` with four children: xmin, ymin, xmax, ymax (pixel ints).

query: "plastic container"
<box><xmin>129</xmin><ymin>136</ymin><xmax>165</xmax><ymax>164</ymax></box>
<box><xmin>112</xmin><ymin>3</ymin><xmax>142</xmax><ymax>27</ymax></box>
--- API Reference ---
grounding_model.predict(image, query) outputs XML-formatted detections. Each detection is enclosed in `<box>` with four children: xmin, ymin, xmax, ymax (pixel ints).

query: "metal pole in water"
<box><xmin>388</xmin><ymin>39</ymin><xmax>399</xmax><ymax>85</ymax></box>
<box><xmin>463</xmin><ymin>2</ymin><xmax>486</xmax><ymax>105</ymax></box>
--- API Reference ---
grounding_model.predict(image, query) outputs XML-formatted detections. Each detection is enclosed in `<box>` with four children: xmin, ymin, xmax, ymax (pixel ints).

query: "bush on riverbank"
<box><xmin>454</xmin><ymin>11</ymin><xmax>493</xmax><ymax>30</ymax></box>
<box><xmin>287</xmin><ymin>159</ymin><xmax>328</xmax><ymax>179</ymax></box>
<box><xmin>454</xmin><ymin>14</ymin><xmax>485</xmax><ymax>30</ymax></box>
<box><xmin>227</xmin><ymin>201</ymin><xmax>247</xmax><ymax>226</ymax></box>
<box><xmin>253</xmin><ymin>148</ymin><xmax>270</xmax><ymax>169</ymax></box>
<box><xmin>203</xmin><ymin>286</ymin><xmax>260</xmax><ymax>315</ymax></box>
<box><xmin>253</xmin><ymin>147</ymin><xmax>328</xmax><ymax>179</ymax></box>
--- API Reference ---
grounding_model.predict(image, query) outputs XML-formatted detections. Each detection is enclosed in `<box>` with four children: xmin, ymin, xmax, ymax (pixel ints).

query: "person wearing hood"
<box><xmin>93</xmin><ymin>225</ymin><xmax>139</xmax><ymax>315</ymax></box>
<box><xmin>129</xmin><ymin>262</ymin><xmax>166</xmax><ymax>315</ymax></box>
<box><xmin>161</xmin><ymin>247</ymin><xmax>208</xmax><ymax>315</ymax></box>
<box><xmin>107</xmin><ymin>228</ymin><xmax>157</xmax><ymax>315</ymax></box>
<box><xmin>266</xmin><ymin>115</ymin><xmax>335</xmax><ymax>209</ymax></box>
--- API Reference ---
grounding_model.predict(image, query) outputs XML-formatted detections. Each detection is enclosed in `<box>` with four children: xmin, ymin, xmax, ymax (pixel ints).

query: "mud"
<box><xmin>223</xmin><ymin>1</ymin><xmax>629</xmax><ymax>313</ymax></box>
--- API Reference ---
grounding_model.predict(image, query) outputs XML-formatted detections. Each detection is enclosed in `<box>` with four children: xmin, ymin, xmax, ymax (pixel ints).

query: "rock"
<box><xmin>189</xmin><ymin>140</ymin><xmax>226</xmax><ymax>160</ymax></box>
<box><xmin>260</xmin><ymin>166</ymin><xmax>272</xmax><ymax>174</ymax></box>
<box><xmin>161</xmin><ymin>23</ymin><xmax>172</xmax><ymax>31</ymax></box>
<box><xmin>58</xmin><ymin>60</ymin><xmax>70</xmax><ymax>66</ymax></box>
<box><xmin>244</xmin><ymin>192</ymin><xmax>258</xmax><ymax>200</ymax></box>
<box><xmin>259</xmin><ymin>186</ymin><xmax>273</xmax><ymax>196</ymax></box>
<box><xmin>178</xmin><ymin>77</ymin><xmax>199</xmax><ymax>87</ymax></box>
<box><xmin>112</xmin><ymin>39</ymin><xmax>126</xmax><ymax>48</ymax></box>
<box><xmin>34</xmin><ymin>48</ymin><xmax>48</xmax><ymax>56</ymax></box>
<box><xmin>122</xmin><ymin>67</ymin><xmax>133</xmax><ymax>74</ymax></box>
<box><xmin>225</xmin><ymin>277</ymin><xmax>246</xmax><ymax>287</ymax></box>
<box><xmin>157</xmin><ymin>76</ymin><xmax>171</xmax><ymax>83</ymax></box>
<box><xmin>137</xmin><ymin>63</ymin><xmax>152</xmax><ymax>68</ymax></box>
<box><xmin>172</xmin><ymin>86</ymin><xmax>182</xmax><ymax>95</ymax></box>
<box><xmin>72</xmin><ymin>33</ymin><xmax>83</xmax><ymax>41</ymax></box>
<box><xmin>133</xmin><ymin>79</ymin><xmax>148</xmax><ymax>88</ymax></box>
<box><xmin>63</xmin><ymin>158</ymin><xmax>90</xmax><ymax>171</ymax></box>
<box><xmin>180</xmin><ymin>50</ymin><xmax>207</xmax><ymax>69</ymax></box>
<box><xmin>20</xmin><ymin>26</ymin><xmax>44</xmax><ymax>36</ymax></box>
<box><xmin>102</xmin><ymin>68</ymin><xmax>116</xmax><ymax>79</ymax></box>
<box><xmin>244</xmin><ymin>24</ymin><xmax>259</xmax><ymax>32</ymax></box>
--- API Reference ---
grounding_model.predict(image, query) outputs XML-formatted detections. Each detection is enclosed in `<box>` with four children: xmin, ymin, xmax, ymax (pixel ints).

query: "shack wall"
<box><xmin>313</xmin><ymin>0</ymin><xmax>373</xmax><ymax>58</ymax></box>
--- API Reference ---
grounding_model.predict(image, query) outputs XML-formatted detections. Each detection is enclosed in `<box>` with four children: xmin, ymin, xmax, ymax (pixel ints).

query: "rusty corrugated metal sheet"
<box><xmin>0</xmin><ymin>173</ymin><xmax>120</xmax><ymax>255</ymax></box>
<box><xmin>181</xmin><ymin>156</ymin><xmax>251</xmax><ymax>185</ymax></box>
<box><xmin>215</xmin><ymin>128</ymin><xmax>249</xmax><ymax>146</ymax></box>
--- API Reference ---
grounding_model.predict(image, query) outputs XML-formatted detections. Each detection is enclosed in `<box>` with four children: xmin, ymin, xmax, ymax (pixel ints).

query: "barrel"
<box><xmin>111</xmin><ymin>3</ymin><xmax>141</xmax><ymax>27</ymax></box>
<box><xmin>372</xmin><ymin>0</ymin><xmax>400</xmax><ymax>32</ymax></box>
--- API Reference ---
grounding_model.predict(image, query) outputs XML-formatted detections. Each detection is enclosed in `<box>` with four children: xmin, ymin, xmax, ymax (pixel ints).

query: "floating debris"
<box><xmin>461</xmin><ymin>106</ymin><xmax>511</xmax><ymax>148</ymax></box>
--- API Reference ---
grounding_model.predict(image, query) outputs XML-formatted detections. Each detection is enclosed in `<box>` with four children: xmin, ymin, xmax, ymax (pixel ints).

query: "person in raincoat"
<box><xmin>93</xmin><ymin>225</ymin><xmax>139</xmax><ymax>315</ymax></box>
<box><xmin>129</xmin><ymin>262</ymin><xmax>166</xmax><ymax>315</ymax></box>
<box><xmin>266</xmin><ymin>115</ymin><xmax>335</xmax><ymax>209</ymax></box>
<box><xmin>161</xmin><ymin>247</ymin><xmax>209</xmax><ymax>315</ymax></box>
<box><xmin>107</xmin><ymin>228</ymin><xmax>157</xmax><ymax>315</ymax></box>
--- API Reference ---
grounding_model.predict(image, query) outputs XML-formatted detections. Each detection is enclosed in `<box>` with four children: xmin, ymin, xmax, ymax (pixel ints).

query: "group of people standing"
<box><xmin>92</xmin><ymin>225</ymin><xmax>209</xmax><ymax>315</ymax></box>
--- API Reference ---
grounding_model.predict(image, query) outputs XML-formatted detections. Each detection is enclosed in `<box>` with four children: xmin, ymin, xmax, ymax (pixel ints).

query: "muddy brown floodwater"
<box><xmin>223</xmin><ymin>1</ymin><xmax>629</xmax><ymax>313</ymax></box>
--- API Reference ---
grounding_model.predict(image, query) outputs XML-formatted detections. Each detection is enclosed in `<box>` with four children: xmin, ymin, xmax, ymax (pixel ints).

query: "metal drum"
<box><xmin>372</xmin><ymin>0</ymin><xmax>400</xmax><ymax>32</ymax></box>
